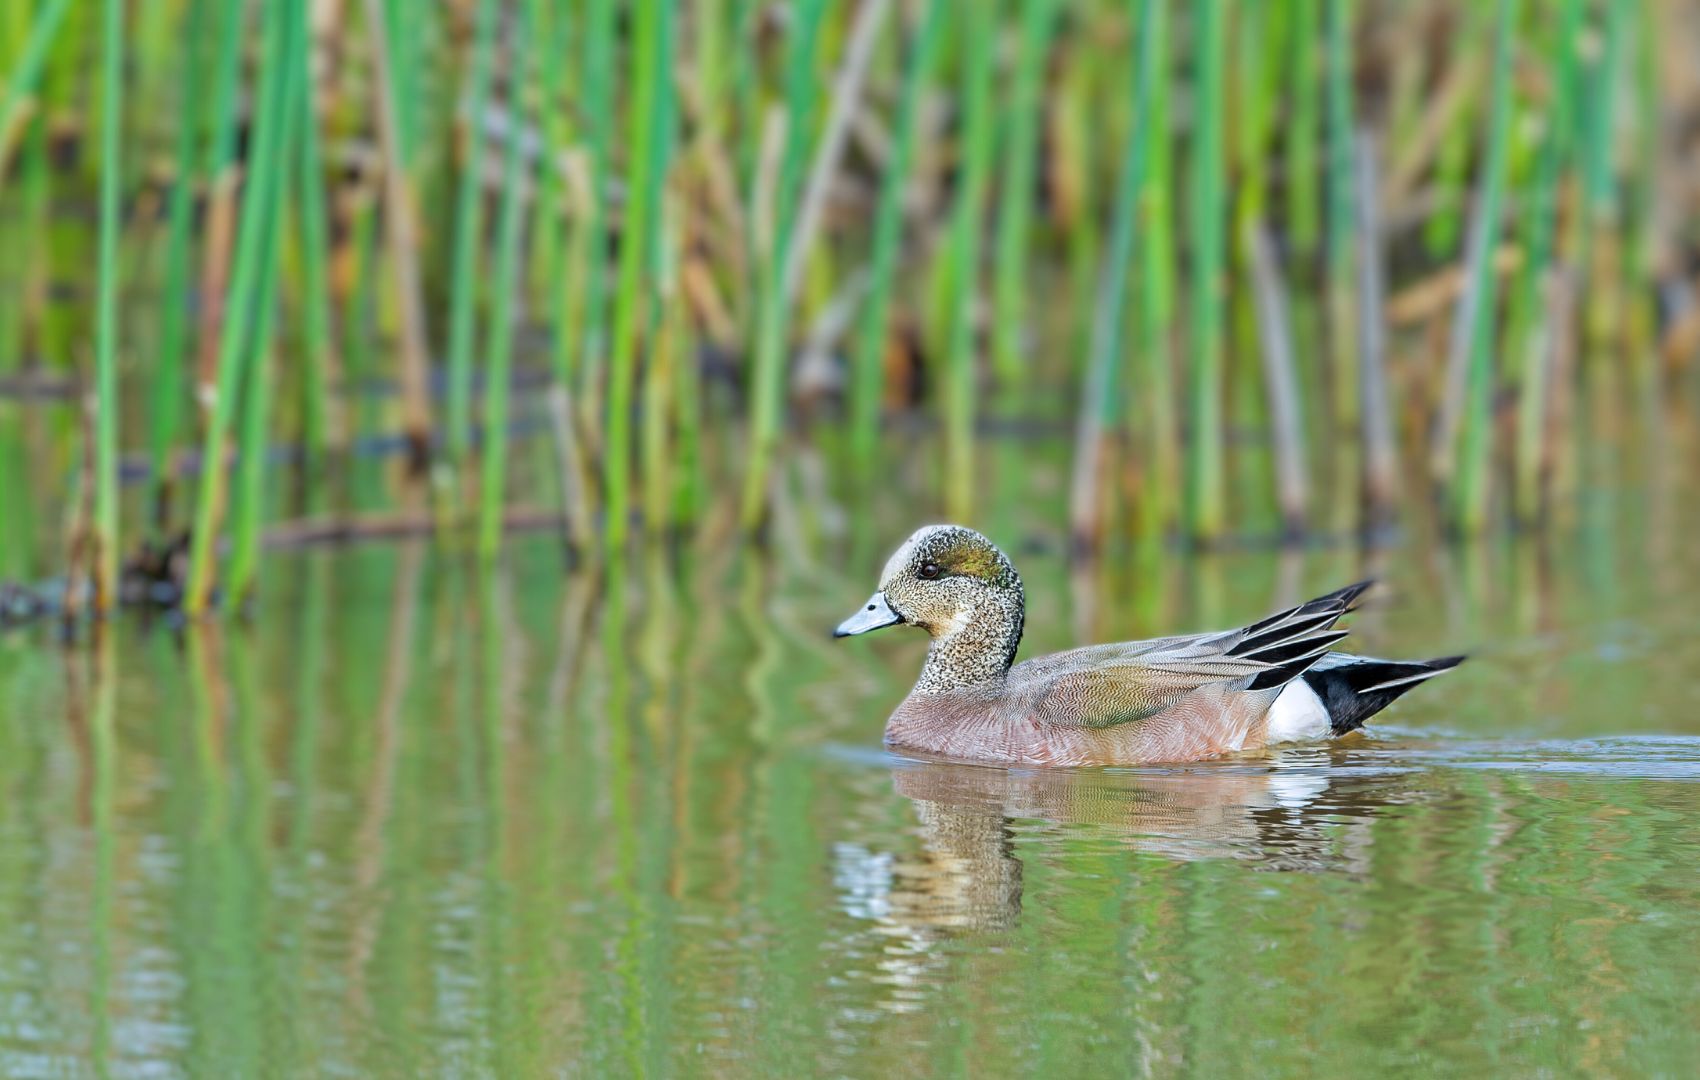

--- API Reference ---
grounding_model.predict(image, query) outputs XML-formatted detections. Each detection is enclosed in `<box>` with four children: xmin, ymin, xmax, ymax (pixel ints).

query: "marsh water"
<box><xmin>4</xmin><ymin>449</ymin><xmax>1700</xmax><ymax>1077</ymax></box>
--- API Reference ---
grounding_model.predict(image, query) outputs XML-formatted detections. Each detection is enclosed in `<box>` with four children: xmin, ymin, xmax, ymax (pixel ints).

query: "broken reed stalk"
<box><xmin>1185</xmin><ymin>0</ymin><xmax>1228</xmax><ymax>543</ymax></box>
<box><xmin>361</xmin><ymin>0</ymin><xmax>434</xmax><ymax>474</ymax></box>
<box><xmin>991</xmin><ymin>0</ymin><xmax>1061</xmax><ymax>389</ymax></box>
<box><xmin>1068</xmin><ymin>0</ymin><xmax>1158</xmax><ymax>552</ymax></box>
<box><xmin>784</xmin><ymin>0</ymin><xmax>890</xmax><ymax>306</ymax></box>
<box><xmin>444</xmin><ymin>0</ymin><xmax>500</xmax><ymax>469</ymax></box>
<box><xmin>90</xmin><ymin>0</ymin><xmax>123</xmax><ymax>611</ymax></box>
<box><xmin>1246</xmin><ymin>222</ymin><xmax>1309</xmax><ymax>537</ymax></box>
<box><xmin>942</xmin><ymin>0</ymin><xmax>998</xmax><ymax>524</ymax></box>
<box><xmin>193</xmin><ymin>0</ymin><xmax>251</xmax><ymax>410</ymax></box>
<box><xmin>642</xmin><ymin>212</ymin><xmax>681</xmax><ymax>535</ymax></box>
<box><xmin>849</xmin><ymin>0</ymin><xmax>942</xmax><ymax>467</ymax></box>
<box><xmin>0</xmin><ymin>0</ymin><xmax>74</xmax><ymax>183</ymax></box>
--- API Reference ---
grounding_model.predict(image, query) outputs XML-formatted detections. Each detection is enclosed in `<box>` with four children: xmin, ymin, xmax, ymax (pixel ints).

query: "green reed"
<box><xmin>229</xmin><ymin>0</ymin><xmax>305</xmax><ymax>607</ymax></box>
<box><xmin>1069</xmin><ymin>0</ymin><xmax>1158</xmax><ymax>550</ymax></box>
<box><xmin>574</xmin><ymin>0</ymin><xmax>617</xmax><ymax>437</ymax></box>
<box><xmin>1452</xmin><ymin>0</ymin><xmax>1521</xmax><ymax>535</ymax></box>
<box><xmin>445</xmin><ymin>0</ymin><xmax>500</xmax><ymax>469</ymax></box>
<box><xmin>479</xmin><ymin>11</ymin><xmax>536</xmax><ymax>561</ymax></box>
<box><xmin>293</xmin><ymin>20</ymin><xmax>337</xmax><ymax>483</ymax></box>
<box><xmin>1285</xmin><ymin>0</ymin><xmax>1321</xmax><ymax>261</ymax></box>
<box><xmin>184</xmin><ymin>0</ymin><xmax>295</xmax><ymax>614</ymax></box>
<box><xmin>991</xmin><ymin>0</ymin><xmax>1060</xmax><ymax>389</ymax></box>
<box><xmin>1324</xmin><ymin>0</ymin><xmax>1357</xmax><ymax>432</ymax></box>
<box><xmin>942</xmin><ymin>0</ymin><xmax>998</xmax><ymax>523</ymax></box>
<box><xmin>90</xmin><ymin>0</ymin><xmax>123</xmax><ymax>610</ymax></box>
<box><xmin>1511</xmin><ymin>0</ymin><xmax>1583</xmax><ymax>524</ymax></box>
<box><xmin>604</xmin><ymin>0</ymin><xmax>676</xmax><ymax>551</ymax></box>
<box><xmin>0</xmin><ymin>0</ymin><xmax>73</xmax><ymax>184</ymax></box>
<box><xmin>849</xmin><ymin>0</ymin><xmax>942</xmax><ymax>468</ymax></box>
<box><xmin>146</xmin><ymin>0</ymin><xmax>207</xmax><ymax>529</ymax></box>
<box><xmin>1133</xmin><ymin>0</ymin><xmax>1179</xmax><ymax>540</ymax></box>
<box><xmin>739</xmin><ymin>0</ymin><xmax>826</xmax><ymax>533</ymax></box>
<box><xmin>1185</xmin><ymin>0</ymin><xmax>1228</xmax><ymax>543</ymax></box>
<box><xmin>3</xmin><ymin>0</ymin><xmax>1695</xmax><ymax>619</ymax></box>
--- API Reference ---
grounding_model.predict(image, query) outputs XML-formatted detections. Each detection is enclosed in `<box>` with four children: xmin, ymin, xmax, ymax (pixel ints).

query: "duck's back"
<box><xmin>886</xmin><ymin>635</ymin><xmax>1285</xmax><ymax>767</ymax></box>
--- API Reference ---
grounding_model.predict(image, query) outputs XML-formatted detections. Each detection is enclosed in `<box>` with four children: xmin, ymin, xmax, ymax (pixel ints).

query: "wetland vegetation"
<box><xmin>4</xmin><ymin>0</ymin><xmax>1700</xmax><ymax>1074</ymax></box>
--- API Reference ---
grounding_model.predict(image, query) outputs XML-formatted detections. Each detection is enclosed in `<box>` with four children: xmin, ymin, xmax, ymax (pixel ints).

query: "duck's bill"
<box><xmin>834</xmin><ymin>592</ymin><xmax>904</xmax><ymax>637</ymax></box>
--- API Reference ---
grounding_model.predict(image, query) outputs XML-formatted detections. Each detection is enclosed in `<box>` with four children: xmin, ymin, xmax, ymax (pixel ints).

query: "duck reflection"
<box><xmin>833</xmin><ymin>747</ymin><xmax>1396</xmax><ymax>1008</ymax></box>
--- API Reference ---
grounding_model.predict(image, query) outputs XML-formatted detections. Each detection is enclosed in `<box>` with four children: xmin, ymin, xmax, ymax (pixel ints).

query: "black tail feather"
<box><xmin>1233</xmin><ymin>582</ymin><xmax>1374</xmax><ymax>692</ymax></box>
<box><xmin>1302</xmin><ymin>654</ymin><xmax>1466</xmax><ymax>735</ymax></box>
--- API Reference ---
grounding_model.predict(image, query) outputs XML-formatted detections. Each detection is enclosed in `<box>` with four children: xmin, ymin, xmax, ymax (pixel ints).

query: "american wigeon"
<box><xmin>835</xmin><ymin>525</ymin><xmax>1462</xmax><ymax>767</ymax></box>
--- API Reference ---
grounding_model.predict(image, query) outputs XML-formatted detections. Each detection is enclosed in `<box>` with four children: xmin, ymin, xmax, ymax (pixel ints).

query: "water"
<box><xmin>4</xmin><ymin>486</ymin><xmax>1700</xmax><ymax>1076</ymax></box>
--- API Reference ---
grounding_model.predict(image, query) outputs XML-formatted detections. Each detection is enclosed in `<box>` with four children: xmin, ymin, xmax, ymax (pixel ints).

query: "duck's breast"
<box><xmin>884</xmin><ymin>690</ymin><xmax>1016</xmax><ymax>764</ymax></box>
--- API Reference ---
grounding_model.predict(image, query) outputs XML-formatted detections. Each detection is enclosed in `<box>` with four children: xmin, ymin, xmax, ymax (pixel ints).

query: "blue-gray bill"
<box><xmin>835</xmin><ymin>592</ymin><xmax>903</xmax><ymax>637</ymax></box>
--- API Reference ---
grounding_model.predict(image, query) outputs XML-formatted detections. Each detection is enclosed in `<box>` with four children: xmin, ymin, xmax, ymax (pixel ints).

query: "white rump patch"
<box><xmin>1266</xmin><ymin>678</ymin><xmax>1331</xmax><ymax>743</ymax></box>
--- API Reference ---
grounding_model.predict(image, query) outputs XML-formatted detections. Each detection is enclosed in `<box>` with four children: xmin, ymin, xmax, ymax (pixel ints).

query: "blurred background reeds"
<box><xmin>1</xmin><ymin>0</ymin><xmax>1698</xmax><ymax>618</ymax></box>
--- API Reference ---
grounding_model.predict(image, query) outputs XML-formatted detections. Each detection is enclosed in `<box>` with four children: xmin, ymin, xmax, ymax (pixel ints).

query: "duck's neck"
<box><xmin>913</xmin><ymin>599</ymin><xmax>1024</xmax><ymax>694</ymax></box>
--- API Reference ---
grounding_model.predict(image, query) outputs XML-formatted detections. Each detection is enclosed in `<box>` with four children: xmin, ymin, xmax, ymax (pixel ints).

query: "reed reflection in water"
<box><xmin>2</xmin><ymin>487</ymin><xmax>1700</xmax><ymax>1073</ymax></box>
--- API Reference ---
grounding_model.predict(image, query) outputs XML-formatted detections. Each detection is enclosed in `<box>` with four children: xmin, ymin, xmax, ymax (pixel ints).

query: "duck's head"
<box><xmin>835</xmin><ymin>525</ymin><xmax>1025</xmax><ymax>689</ymax></box>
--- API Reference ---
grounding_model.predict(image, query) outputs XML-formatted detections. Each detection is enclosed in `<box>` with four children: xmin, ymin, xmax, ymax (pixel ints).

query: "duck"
<box><xmin>834</xmin><ymin>524</ymin><xmax>1463</xmax><ymax>767</ymax></box>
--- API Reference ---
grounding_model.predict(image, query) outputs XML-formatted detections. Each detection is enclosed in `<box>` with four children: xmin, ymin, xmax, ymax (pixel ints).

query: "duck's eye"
<box><xmin>918</xmin><ymin>561</ymin><xmax>942</xmax><ymax>580</ymax></box>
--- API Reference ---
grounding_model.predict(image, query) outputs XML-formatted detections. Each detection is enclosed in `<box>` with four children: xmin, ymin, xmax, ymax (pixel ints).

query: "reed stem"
<box><xmin>183</xmin><ymin>0</ymin><xmax>295</xmax><ymax>615</ymax></box>
<box><xmin>0</xmin><ymin>0</ymin><xmax>73</xmax><ymax>183</ymax></box>
<box><xmin>604</xmin><ymin>0</ymin><xmax>677</xmax><ymax>551</ymax></box>
<box><xmin>1069</xmin><ymin>0</ymin><xmax>1158</xmax><ymax>551</ymax></box>
<box><xmin>991</xmin><ymin>0</ymin><xmax>1060</xmax><ymax>389</ymax></box>
<box><xmin>295</xmin><ymin>10</ymin><xmax>338</xmax><ymax>481</ymax></box>
<box><xmin>91</xmin><ymin>0</ymin><xmax>124</xmax><ymax>611</ymax></box>
<box><xmin>445</xmin><ymin>0</ymin><xmax>500</xmax><ymax>469</ymax></box>
<box><xmin>146</xmin><ymin>0</ymin><xmax>207</xmax><ymax>530</ymax></box>
<box><xmin>1452</xmin><ymin>0</ymin><xmax>1521</xmax><ymax>535</ymax></box>
<box><xmin>478</xmin><ymin>14</ymin><xmax>536</xmax><ymax>562</ymax></box>
<box><xmin>942</xmin><ymin>0</ymin><xmax>998</xmax><ymax>523</ymax></box>
<box><xmin>849</xmin><ymin>0</ymin><xmax>943</xmax><ymax>467</ymax></box>
<box><xmin>1184</xmin><ymin>0</ymin><xmax>1228</xmax><ymax>543</ymax></box>
<box><xmin>738</xmin><ymin>0</ymin><xmax>827</xmax><ymax>533</ymax></box>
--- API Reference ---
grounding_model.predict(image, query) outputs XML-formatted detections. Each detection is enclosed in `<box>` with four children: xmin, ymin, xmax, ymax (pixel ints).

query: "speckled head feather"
<box><xmin>875</xmin><ymin>526</ymin><xmax>1025</xmax><ymax>693</ymax></box>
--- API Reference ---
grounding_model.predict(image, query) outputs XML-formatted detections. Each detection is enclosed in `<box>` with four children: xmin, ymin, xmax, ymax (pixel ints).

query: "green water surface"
<box><xmin>3</xmin><ymin>484</ymin><xmax>1700</xmax><ymax>1077</ymax></box>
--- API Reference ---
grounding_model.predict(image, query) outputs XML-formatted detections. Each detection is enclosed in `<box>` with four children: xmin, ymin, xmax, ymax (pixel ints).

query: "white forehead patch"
<box><xmin>878</xmin><ymin>525</ymin><xmax>952</xmax><ymax>588</ymax></box>
<box><xmin>879</xmin><ymin>537</ymin><xmax>918</xmax><ymax>588</ymax></box>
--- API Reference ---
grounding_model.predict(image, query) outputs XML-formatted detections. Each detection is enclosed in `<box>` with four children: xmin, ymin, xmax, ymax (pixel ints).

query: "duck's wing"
<box><xmin>1012</xmin><ymin>582</ymin><xmax>1373</xmax><ymax>731</ymax></box>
